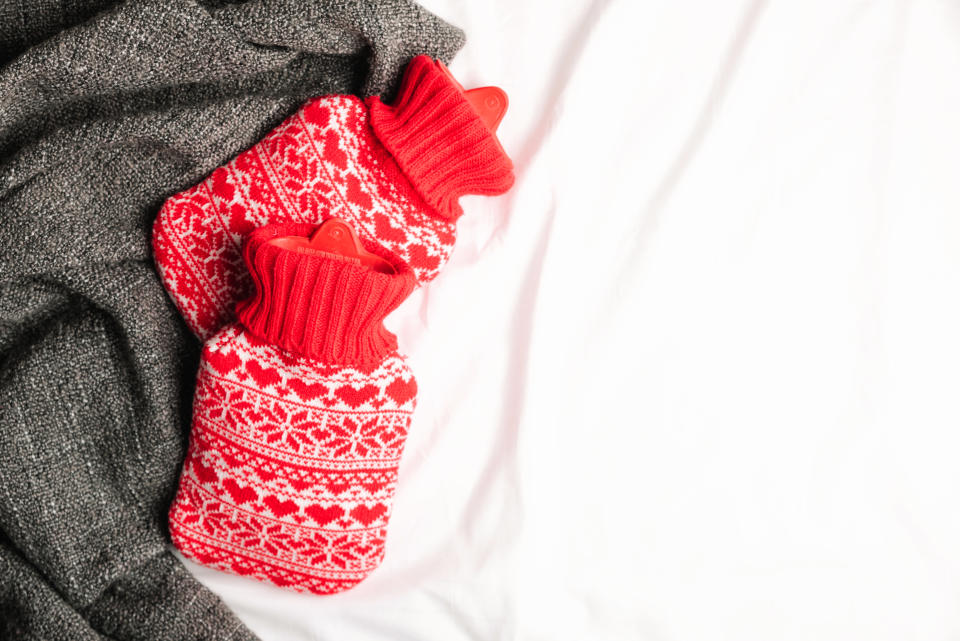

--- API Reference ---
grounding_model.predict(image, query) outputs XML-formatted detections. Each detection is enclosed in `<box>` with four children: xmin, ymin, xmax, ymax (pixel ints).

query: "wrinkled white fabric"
<box><xmin>181</xmin><ymin>1</ymin><xmax>960</xmax><ymax>639</ymax></box>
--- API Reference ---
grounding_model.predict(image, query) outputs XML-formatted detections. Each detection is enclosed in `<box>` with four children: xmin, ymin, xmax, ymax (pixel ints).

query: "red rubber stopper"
<box><xmin>266</xmin><ymin>219</ymin><xmax>396</xmax><ymax>274</ymax></box>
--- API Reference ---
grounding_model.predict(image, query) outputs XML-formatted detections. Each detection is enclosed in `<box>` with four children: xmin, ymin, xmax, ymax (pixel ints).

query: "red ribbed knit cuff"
<box><xmin>236</xmin><ymin>223</ymin><xmax>415</xmax><ymax>367</ymax></box>
<box><xmin>367</xmin><ymin>55</ymin><xmax>515</xmax><ymax>222</ymax></box>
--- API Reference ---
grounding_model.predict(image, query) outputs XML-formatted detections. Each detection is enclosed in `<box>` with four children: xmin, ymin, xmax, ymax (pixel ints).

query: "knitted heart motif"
<box><xmin>206</xmin><ymin>348</ymin><xmax>241</xmax><ymax>375</ymax></box>
<box><xmin>193</xmin><ymin>461</ymin><xmax>219</xmax><ymax>486</ymax></box>
<box><xmin>374</xmin><ymin>213</ymin><xmax>406</xmax><ymax>244</ymax></box>
<box><xmin>336</xmin><ymin>384</ymin><xmax>378</xmax><ymax>408</ymax></box>
<box><xmin>320</xmin><ymin>128</ymin><xmax>346</xmax><ymax>167</ymax></box>
<box><xmin>346</xmin><ymin>175</ymin><xmax>373</xmax><ymax>210</ymax></box>
<box><xmin>306</xmin><ymin>505</ymin><xmax>345</xmax><ymax>526</ymax></box>
<box><xmin>385</xmin><ymin>378</ymin><xmax>417</xmax><ymax>406</ymax></box>
<box><xmin>350</xmin><ymin>504</ymin><xmax>387</xmax><ymax>526</ymax></box>
<box><xmin>223</xmin><ymin>479</ymin><xmax>258</xmax><ymax>506</ymax></box>
<box><xmin>210</xmin><ymin>168</ymin><xmax>235</xmax><ymax>199</ymax></box>
<box><xmin>263</xmin><ymin>496</ymin><xmax>299</xmax><ymax>518</ymax></box>
<box><xmin>245</xmin><ymin>360</ymin><xmax>280</xmax><ymax>388</ymax></box>
<box><xmin>289</xmin><ymin>379</ymin><xmax>329</xmax><ymax>401</ymax></box>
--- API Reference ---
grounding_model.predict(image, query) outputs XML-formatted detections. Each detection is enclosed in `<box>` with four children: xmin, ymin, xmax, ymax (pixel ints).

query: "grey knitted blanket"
<box><xmin>0</xmin><ymin>2</ymin><xmax>463</xmax><ymax>639</ymax></box>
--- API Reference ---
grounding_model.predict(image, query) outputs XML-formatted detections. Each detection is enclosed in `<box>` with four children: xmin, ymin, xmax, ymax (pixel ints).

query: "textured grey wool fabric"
<box><xmin>0</xmin><ymin>1</ymin><xmax>464</xmax><ymax>639</ymax></box>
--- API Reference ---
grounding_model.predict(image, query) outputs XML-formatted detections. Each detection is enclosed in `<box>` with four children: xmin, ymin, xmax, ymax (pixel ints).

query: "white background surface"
<box><xmin>182</xmin><ymin>1</ymin><xmax>960</xmax><ymax>639</ymax></box>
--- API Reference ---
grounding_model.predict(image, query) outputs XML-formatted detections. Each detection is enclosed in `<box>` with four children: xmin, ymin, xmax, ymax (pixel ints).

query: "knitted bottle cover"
<box><xmin>168</xmin><ymin>222</ymin><xmax>419</xmax><ymax>594</ymax></box>
<box><xmin>153</xmin><ymin>55</ymin><xmax>514</xmax><ymax>340</ymax></box>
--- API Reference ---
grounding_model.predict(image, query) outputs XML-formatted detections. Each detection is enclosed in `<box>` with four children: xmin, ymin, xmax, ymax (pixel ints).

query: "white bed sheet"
<box><xmin>180</xmin><ymin>2</ymin><xmax>960</xmax><ymax>639</ymax></box>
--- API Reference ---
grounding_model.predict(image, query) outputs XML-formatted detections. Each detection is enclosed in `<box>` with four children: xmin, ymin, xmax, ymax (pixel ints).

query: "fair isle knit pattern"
<box><xmin>160</xmin><ymin>57</ymin><xmax>514</xmax><ymax>595</ymax></box>
<box><xmin>153</xmin><ymin>55</ymin><xmax>514</xmax><ymax>341</ymax></box>
<box><xmin>170</xmin><ymin>326</ymin><xmax>417</xmax><ymax>594</ymax></box>
<box><xmin>152</xmin><ymin>94</ymin><xmax>453</xmax><ymax>340</ymax></box>
<box><xmin>169</xmin><ymin>222</ymin><xmax>419</xmax><ymax>594</ymax></box>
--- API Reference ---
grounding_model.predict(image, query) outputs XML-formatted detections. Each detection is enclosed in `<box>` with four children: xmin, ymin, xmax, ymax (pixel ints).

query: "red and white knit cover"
<box><xmin>153</xmin><ymin>55</ymin><xmax>514</xmax><ymax>341</ymax></box>
<box><xmin>169</xmin><ymin>222</ymin><xmax>419</xmax><ymax>594</ymax></box>
<box><xmin>158</xmin><ymin>57</ymin><xmax>514</xmax><ymax>594</ymax></box>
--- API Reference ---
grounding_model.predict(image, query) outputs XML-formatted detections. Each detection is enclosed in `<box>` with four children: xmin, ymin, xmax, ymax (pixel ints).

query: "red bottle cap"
<box><xmin>266</xmin><ymin>218</ymin><xmax>395</xmax><ymax>274</ymax></box>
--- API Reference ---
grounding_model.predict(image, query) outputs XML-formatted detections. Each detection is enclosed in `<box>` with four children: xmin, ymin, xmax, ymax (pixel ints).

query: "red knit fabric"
<box><xmin>153</xmin><ymin>55</ymin><xmax>514</xmax><ymax>341</ymax></box>
<box><xmin>236</xmin><ymin>223</ymin><xmax>415</xmax><ymax>367</ymax></box>
<box><xmin>367</xmin><ymin>56</ymin><xmax>514</xmax><ymax>221</ymax></box>
<box><xmin>159</xmin><ymin>57</ymin><xmax>516</xmax><ymax>595</ymax></box>
<box><xmin>169</xmin><ymin>222</ymin><xmax>420</xmax><ymax>594</ymax></box>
